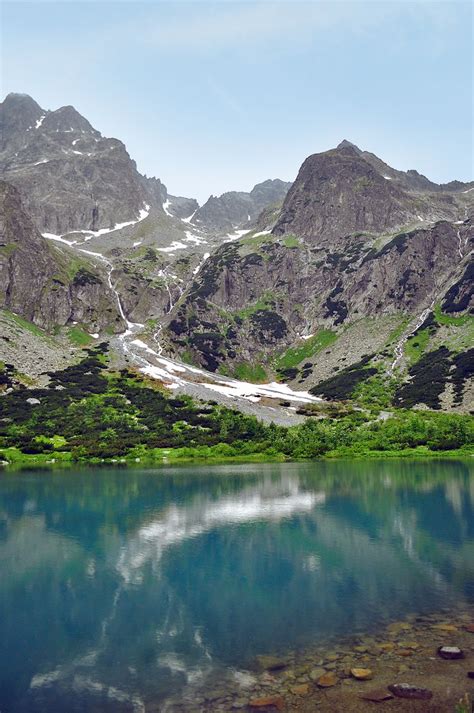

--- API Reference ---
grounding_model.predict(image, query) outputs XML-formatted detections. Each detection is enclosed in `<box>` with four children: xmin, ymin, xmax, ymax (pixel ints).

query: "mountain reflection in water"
<box><xmin>0</xmin><ymin>459</ymin><xmax>473</xmax><ymax>712</ymax></box>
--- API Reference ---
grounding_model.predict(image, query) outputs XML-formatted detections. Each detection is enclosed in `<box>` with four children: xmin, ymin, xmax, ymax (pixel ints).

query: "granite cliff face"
<box><xmin>0</xmin><ymin>181</ymin><xmax>123</xmax><ymax>332</ymax></box>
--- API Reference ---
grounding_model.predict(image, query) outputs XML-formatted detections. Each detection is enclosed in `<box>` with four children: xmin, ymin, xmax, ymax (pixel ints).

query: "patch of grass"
<box><xmin>404</xmin><ymin>327</ymin><xmax>431</xmax><ymax>364</ymax></box>
<box><xmin>386</xmin><ymin>315</ymin><xmax>411</xmax><ymax>345</ymax></box>
<box><xmin>434</xmin><ymin>303</ymin><xmax>473</xmax><ymax>327</ymax></box>
<box><xmin>233</xmin><ymin>363</ymin><xmax>268</xmax><ymax>383</ymax></box>
<box><xmin>67</xmin><ymin>326</ymin><xmax>93</xmax><ymax>346</ymax></box>
<box><xmin>281</xmin><ymin>235</ymin><xmax>300</xmax><ymax>248</ymax></box>
<box><xmin>4</xmin><ymin>310</ymin><xmax>46</xmax><ymax>338</ymax></box>
<box><xmin>276</xmin><ymin>330</ymin><xmax>337</xmax><ymax>369</ymax></box>
<box><xmin>234</xmin><ymin>292</ymin><xmax>276</xmax><ymax>320</ymax></box>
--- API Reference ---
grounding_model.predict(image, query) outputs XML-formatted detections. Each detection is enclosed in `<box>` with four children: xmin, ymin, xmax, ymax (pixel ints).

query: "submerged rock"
<box><xmin>437</xmin><ymin>645</ymin><xmax>464</xmax><ymax>660</ymax></box>
<box><xmin>255</xmin><ymin>655</ymin><xmax>288</xmax><ymax>672</ymax></box>
<box><xmin>248</xmin><ymin>695</ymin><xmax>285</xmax><ymax>711</ymax></box>
<box><xmin>316</xmin><ymin>672</ymin><xmax>338</xmax><ymax>688</ymax></box>
<box><xmin>350</xmin><ymin>668</ymin><xmax>373</xmax><ymax>680</ymax></box>
<box><xmin>309</xmin><ymin>667</ymin><xmax>326</xmax><ymax>682</ymax></box>
<box><xmin>360</xmin><ymin>689</ymin><xmax>394</xmax><ymax>702</ymax></box>
<box><xmin>388</xmin><ymin>683</ymin><xmax>433</xmax><ymax>700</ymax></box>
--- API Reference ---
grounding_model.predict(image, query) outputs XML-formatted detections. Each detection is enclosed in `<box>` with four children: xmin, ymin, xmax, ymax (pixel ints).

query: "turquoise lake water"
<box><xmin>0</xmin><ymin>460</ymin><xmax>473</xmax><ymax>712</ymax></box>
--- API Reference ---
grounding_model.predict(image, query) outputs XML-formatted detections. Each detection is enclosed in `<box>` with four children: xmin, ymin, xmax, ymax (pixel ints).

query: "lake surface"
<box><xmin>1</xmin><ymin>459</ymin><xmax>473</xmax><ymax>712</ymax></box>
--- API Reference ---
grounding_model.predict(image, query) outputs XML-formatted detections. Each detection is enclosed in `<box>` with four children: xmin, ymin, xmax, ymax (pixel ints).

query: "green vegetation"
<box><xmin>234</xmin><ymin>292</ymin><xmax>276</xmax><ymax>320</ymax></box>
<box><xmin>404</xmin><ymin>327</ymin><xmax>431</xmax><ymax>364</ymax></box>
<box><xmin>1</xmin><ymin>346</ymin><xmax>472</xmax><ymax>468</ymax></box>
<box><xmin>281</xmin><ymin>235</ymin><xmax>300</xmax><ymax>248</ymax></box>
<box><xmin>233</xmin><ymin>363</ymin><xmax>268</xmax><ymax>382</ymax></box>
<box><xmin>4</xmin><ymin>310</ymin><xmax>46</xmax><ymax>338</ymax></box>
<box><xmin>434</xmin><ymin>303</ymin><xmax>473</xmax><ymax>328</ymax></box>
<box><xmin>67</xmin><ymin>326</ymin><xmax>94</xmax><ymax>346</ymax></box>
<box><xmin>276</xmin><ymin>330</ymin><xmax>337</xmax><ymax>370</ymax></box>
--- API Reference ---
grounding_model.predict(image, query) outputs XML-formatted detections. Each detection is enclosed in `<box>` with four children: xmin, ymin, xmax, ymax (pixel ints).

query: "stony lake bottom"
<box><xmin>0</xmin><ymin>459</ymin><xmax>473</xmax><ymax>712</ymax></box>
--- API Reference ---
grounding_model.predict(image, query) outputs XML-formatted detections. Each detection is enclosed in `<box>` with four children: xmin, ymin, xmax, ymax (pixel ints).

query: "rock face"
<box><xmin>0</xmin><ymin>93</ymin><xmax>155</xmax><ymax>235</ymax></box>
<box><xmin>193</xmin><ymin>179</ymin><xmax>292</xmax><ymax>233</ymax></box>
<box><xmin>163</xmin><ymin>144</ymin><xmax>473</xmax><ymax>410</ymax></box>
<box><xmin>273</xmin><ymin>145</ymin><xmax>460</xmax><ymax>245</ymax></box>
<box><xmin>0</xmin><ymin>181</ymin><xmax>123</xmax><ymax>332</ymax></box>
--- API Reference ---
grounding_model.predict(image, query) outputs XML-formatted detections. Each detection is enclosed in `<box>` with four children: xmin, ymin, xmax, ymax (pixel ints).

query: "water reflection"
<box><xmin>0</xmin><ymin>460</ymin><xmax>473</xmax><ymax>712</ymax></box>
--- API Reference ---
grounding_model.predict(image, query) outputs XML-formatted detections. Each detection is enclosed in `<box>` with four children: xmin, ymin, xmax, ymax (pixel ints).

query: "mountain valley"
<box><xmin>1</xmin><ymin>92</ymin><xmax>473</xmax><ymax>420</ymax></box>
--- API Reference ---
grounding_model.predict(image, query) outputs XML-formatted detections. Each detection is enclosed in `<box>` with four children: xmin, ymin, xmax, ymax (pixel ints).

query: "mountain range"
<box><xmin>1</xmin><ymin>92</ymin><xmax>472</xmax><ymax>415</ymax></box>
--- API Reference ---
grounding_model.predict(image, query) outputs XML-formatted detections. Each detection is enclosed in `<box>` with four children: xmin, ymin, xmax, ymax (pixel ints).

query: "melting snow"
<box><xmin>253</xmin><ymin>230</ymin><xmax>271</xmax><ymax>237</ymax></box>
<box><xmin>42</xmin><ymin>233</ymin><xmax>76</xmax><ymax>245</ymax></box>
<box><xmin>462</xmin><ymin>187</ymin><xmax>474</xmax><ymax>193</ymax></box>
<box><xmin>193</xmin><ymin>252</ymin><xmax>210</xmax><ymax>275</ymax></box>
<box><xmin>184</xmin><ymin>230</ymin><xmax>206</xmax><ymax>245</ymax></box>
<box><xmin>157</xmin><ymin>241</ymin><xmax>188</xmax><ymax>253</ymax></box>
<box><xmin>72</xmin><ymin>138</ymin><xmax>80</xmax><ymax>146</ymax></box>
<box><xmin>89</xmin><ymin>333</ymin><xmax>99</xmax><ymax>339</ymax></box>
<box><xmin>182</xmin><ymin>209</ymin><xmax>197</xmax><ymax>224</ymax></box>
<box><xmin>162</xmin><ymin>199</ymin><xmax>173</xmax><ymax>217</ymax></box>
<box><xmin>33</xmin><ymin>159</ymin><xmax>49</xmax><ymax>165</ymax></box>
<box><xmin>224</xmin><ymin>229</ymin><xmax>251</xmax><ymax>242</ymax></box>
<box><xmin>35</xmin><ymin>115</ymin><xmax>46</xmax><ymax>129</ymax></box>
<box><xmin>133</xmin><ymin>240</ymin><xmax>142</xmax><ymax>247</ymax></box>
<box><xmin>383</xmin><ymin>175</ymin><xmax>392</xmax><ymax>180</ymax></box>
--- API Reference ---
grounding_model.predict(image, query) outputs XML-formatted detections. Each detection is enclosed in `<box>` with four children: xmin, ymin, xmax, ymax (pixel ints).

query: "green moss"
<box><xmin>276</xmin><ymin>330</ymin><xmax>337</xmax><ymax>369</ymax></box>
<box><xmin>233</xmin><ymin>363</ymin><xmax>268</xmax><ymax>383</ymax></box>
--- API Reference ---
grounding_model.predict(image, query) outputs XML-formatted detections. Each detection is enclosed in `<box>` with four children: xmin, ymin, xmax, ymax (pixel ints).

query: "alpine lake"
<box><xmin>1</xmin><ymin>459</ymin><xmax>473</xmax><ymax>712</ymax></box>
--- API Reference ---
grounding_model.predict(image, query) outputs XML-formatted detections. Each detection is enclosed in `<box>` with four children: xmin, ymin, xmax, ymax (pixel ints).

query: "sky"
<box><xmin>2</xmin><ymin>0</ymin><xmax>473</xmax><ymax>203</ymax></box>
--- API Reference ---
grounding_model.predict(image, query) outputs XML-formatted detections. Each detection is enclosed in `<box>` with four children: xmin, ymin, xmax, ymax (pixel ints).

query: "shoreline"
<box><xmin>1</xmin><ymin>446</ymin><xmax>473</xmax><ymax>471</ymax></box>
<box><xmin>160</xmin><ymin>604</ymin><xmax>474</xmax><ymax>712</ymax></box>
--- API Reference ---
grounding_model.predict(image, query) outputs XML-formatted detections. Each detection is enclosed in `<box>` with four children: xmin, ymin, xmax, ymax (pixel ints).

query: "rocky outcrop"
<box><xmin>0</xmin><ymin>181</ymin><xmax>123</xmax><ymax>332</ymax></box>
<box><xmin>0</xmin><ymin>93</ymin><xmax>158</xmax><ymax>235</ymax></box>
<box><xmin>273</xmin><ymin>146</ymin><xmax>460</xmax><ymax>246</ymax></box>
<box><xmin>193</xmin><ymin>179</ymin><xmax>292</xmax><ymax>233</ymax></box>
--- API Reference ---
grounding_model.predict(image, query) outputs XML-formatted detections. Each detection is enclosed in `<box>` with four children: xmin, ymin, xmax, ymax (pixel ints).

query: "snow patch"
<box><xmin>462</xmin><ymin>187</ymin><xmax>474</xmax><ymax>193</ymax></box>
<box><xmin>383</xmin><ymin>175</ymin><xmax>392</xmax><ymax>180</ymax></box>
<box><xmin>193</xmin><ymin>252</ymin><xmax>210</xmax><ymax>275</ymax></box>
<box><xmin>33</xmin><ymin>159</ymin><xmax>49</xmax><ymax>166</ymax></box>
<box><xmin>42</xmin><ymin>233</ymin><xmax>76</xmax><ymax>245</ymax></box>
<box><xmin>224</xmin><ymin>229</ymin><xmax>251</xmax><ymax>243</ymax></box>
<box><xmin>35</xmin><ymin>115</ymin><xmax>46</xmax><ymax>129</ymax></box>
<box><xmin>157</xmin><ymin>241</ymin><xmax>188</xmax><ymax>253</ymax></box>
<box><xmin>162</xmin><ymin>199</ymin><xmax>173</xmax><ymax>217</ymax></box>
<box><xmin>133</xmin><ymin>241</ymin><xmax>142</xmax><ymax>247</ymax></box>
<box><xmin>184</xmin><ymin>230</ymin><xmax>207</xmax><ymax>245</ymax></box>
<box><xmin>182</xmin><ymin>209</ymin><xmax>197</xmax><ymax>224</ymax></box>
<box><xmin>252</xmin><ymin>230</ymin><xmax>271</xmax><ymax>238</ymax></box>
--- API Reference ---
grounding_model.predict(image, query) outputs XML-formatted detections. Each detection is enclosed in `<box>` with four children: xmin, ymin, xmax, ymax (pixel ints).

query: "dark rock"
<box><xmin>437</xmin><ymin>646</ymin><xmax>464</xmax><ymax>660</ymax></box>
<box><xmin>388</xmin><ymin>683</ymin><xmax>433</xmax><ymax>700</ymax></box>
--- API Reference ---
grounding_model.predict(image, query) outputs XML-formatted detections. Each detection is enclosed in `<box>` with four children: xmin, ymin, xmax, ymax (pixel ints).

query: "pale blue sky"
<box><xmin>2</xmin><ymin>1</ymin><xmax>473</xmax><ymax>202</ymax></box>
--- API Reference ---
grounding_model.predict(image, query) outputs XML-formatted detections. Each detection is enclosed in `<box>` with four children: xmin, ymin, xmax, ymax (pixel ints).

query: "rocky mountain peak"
<box><xmin>0</xmin><ymin>92</ymin><xmax>44</xmax><ymax>149</ymax></box>
<box><xmin>336</xmin><ymin>139</ymin><xmax>362</xmax><ymax>153</ymax></box>
<box><xmin>271</xmin><ymin>145</ymin><xmax>439</xmax><ymax>245</ymax></box>
<box><xmin>41</xmin><ymin>105</ymin><xmax>99</xmax><ymax>136</ymax></box>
